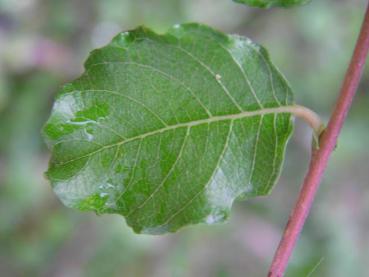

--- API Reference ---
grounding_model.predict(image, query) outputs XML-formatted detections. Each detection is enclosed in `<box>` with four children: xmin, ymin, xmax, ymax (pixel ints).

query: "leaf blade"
<box><xmin>43</xmin><ymin>23</ymin><xmax>294</xmax><ymax>234</ymax></box>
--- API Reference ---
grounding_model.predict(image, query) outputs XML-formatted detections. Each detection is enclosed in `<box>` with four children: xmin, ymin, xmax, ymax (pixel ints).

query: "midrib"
<box><xmin>55</xmin><ymin>105</ymin><xmax>301</xmax><ymax>166</ymax></box>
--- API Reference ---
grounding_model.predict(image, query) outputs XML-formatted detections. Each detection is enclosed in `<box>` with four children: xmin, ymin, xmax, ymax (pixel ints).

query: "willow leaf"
<box><xmin>43</xmin><ymin>23</ymin><xmax>294</xmax><ymax>234</ymax></box>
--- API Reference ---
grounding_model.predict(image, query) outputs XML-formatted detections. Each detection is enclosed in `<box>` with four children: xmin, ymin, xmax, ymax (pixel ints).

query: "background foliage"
<box><xmin>0</xmin><ymin>0</ymin><xmax>368</xmax><ymax>276</ymax></box>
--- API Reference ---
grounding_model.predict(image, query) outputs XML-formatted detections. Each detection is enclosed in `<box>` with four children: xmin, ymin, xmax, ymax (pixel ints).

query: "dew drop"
<box><xmin>205</xmin><ymin>214</ymin><xmax>217</xmax><ymax>224</ymax></box>
<box><xmin>84</xmin><ymin>128</ymin><xmax>94</xmax><ymax>141</ymax></box>
<box><xmin>99</xmin><ymin>192</ymin><xmax>108</xmax><ymax>198</ymax></box>
<box><xmin>106</xmin><ymin>182</ymin><xmax>114</xmax><ymax>189</ymax></box>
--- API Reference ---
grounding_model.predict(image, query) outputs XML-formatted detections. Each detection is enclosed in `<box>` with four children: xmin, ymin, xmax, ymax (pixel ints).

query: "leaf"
<box><xmin>43</xmin><ymin>23</ymin><xmax>294</xmax><ymax>234</ymax></box>
<box><xmin>233</xmin><ymin>0</ymin><xmax>310</xmax><ymax>8</ymax></box>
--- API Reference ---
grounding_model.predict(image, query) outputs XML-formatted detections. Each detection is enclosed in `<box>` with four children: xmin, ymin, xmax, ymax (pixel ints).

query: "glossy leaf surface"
<box><xmin>43</xmin><ymin>23</ymin><xmax>294</xmax><ymax>234</ymax></box>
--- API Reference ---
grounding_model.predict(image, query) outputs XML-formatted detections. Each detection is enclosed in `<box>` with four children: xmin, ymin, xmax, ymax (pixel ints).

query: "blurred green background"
<box><xmin>0</xmin><ymin>0</ymin><xmax>368</xmax><ymax>276</ymax></box>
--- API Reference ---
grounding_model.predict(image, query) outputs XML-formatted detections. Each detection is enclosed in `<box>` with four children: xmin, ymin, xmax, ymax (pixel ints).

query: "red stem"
<box><xmin>268</xmin><ymin>3</ymin><xmax>369</xmax><ymax>277</ymax></box>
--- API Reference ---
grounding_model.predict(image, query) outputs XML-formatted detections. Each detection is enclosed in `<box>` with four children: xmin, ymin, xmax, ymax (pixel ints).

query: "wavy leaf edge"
<box><xmin>43</xmin><ymin>23</ymin><xmax>297</xmax><ymax>234</ymax></box>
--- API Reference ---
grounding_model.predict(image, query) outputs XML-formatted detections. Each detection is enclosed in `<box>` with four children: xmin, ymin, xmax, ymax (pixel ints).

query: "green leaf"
<box><xmin>43</xmin><ymin>23</ymin><xmax>294</xmax><ymax>234</ymax></box>
<box><xmin>233</xmin><ymin>0</ymin><xmax>310</xmax><ymax>8</ymax></box>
